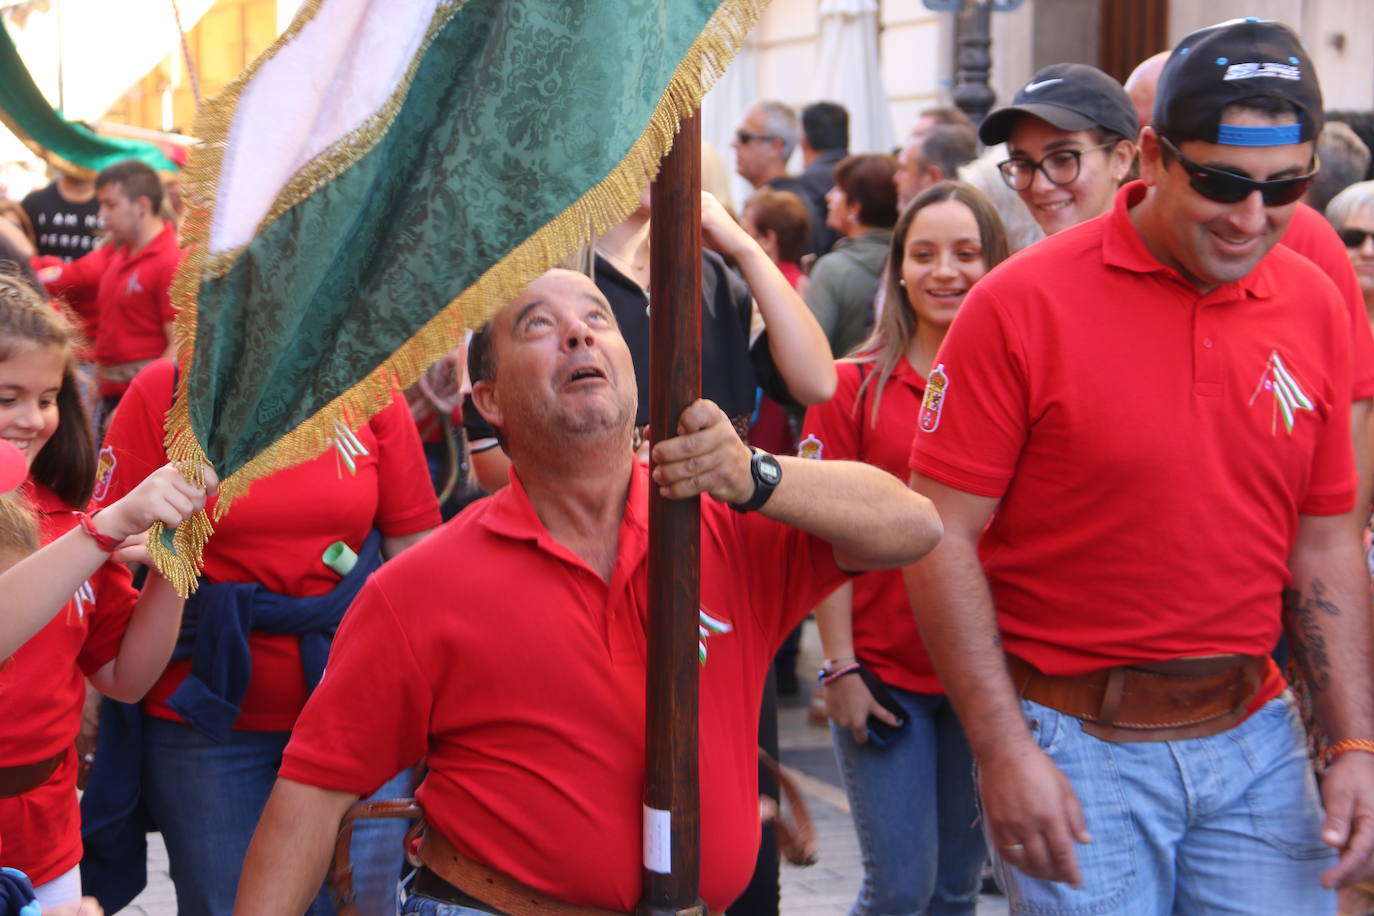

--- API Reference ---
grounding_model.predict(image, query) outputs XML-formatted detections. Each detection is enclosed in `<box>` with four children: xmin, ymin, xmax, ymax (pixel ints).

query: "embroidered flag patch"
<box><xmin>1249</xmin><ymin>350</ymin><xmax>1314</xmax><ymax>435</ymax></box>
<box><xmin>332</xmin><ymin>420</ymin><xmax>369</xmax><ymax>475</ymax></box>
<box><xmin>72</xmin><ymin>579</ymin><xmax>95</xmax><ymax>622</ymax></box>
<box><xmin>698</xmin><ymin>608</ymin><xmax>733</xmax><ymax>664</ymax></box>
<box><xmin>919</xmin><ymin>364</ymin><xmax>949</xmax><ymax>433</ymax></box>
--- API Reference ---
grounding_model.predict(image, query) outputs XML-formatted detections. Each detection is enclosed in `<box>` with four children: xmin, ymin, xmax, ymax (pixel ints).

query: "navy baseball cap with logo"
<box><xmin>979</xmin><ymin>63</ymin><xmax>1138</xmax><ymax>147</ymax></box>
<box><xmin>1154</xmin><ymin>18</ymin><xmax>1322</xmax><ymax>146</ymax></box>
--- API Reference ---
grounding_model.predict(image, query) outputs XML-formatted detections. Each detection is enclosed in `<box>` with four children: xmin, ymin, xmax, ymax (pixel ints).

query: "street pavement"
<box><xmin>119</xmin><ymin>620</ymin><xmax>1009</xmax><ymax>915</ymax></box>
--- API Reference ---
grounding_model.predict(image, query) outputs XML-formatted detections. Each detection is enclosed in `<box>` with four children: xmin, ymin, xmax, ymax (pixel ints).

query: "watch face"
<box><xmin>758</xmin><ymin>456</ymin><xmax>781</xmax><ymax>484</ymax></box>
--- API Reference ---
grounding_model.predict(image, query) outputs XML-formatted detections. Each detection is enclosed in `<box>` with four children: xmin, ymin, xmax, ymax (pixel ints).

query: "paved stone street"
<box><xmin>119</xmin><ymin>620</ymin><xmax>1008</xmax><ymax>915</ymax></box>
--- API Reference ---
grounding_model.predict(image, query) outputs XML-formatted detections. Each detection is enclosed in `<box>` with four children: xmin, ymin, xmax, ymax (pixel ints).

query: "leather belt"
<box><xmin>0</xmin><ymin>749</ymin><xmax>65</xmax><ymax>798</ymax></box>
<box><xmin>99</xmin><ymin>358</ymin><xmax>156</xmax><ymax>384</ymax></box>
<box><xmin>411</xmin><ymin>867</ymin><xmax>505</xmax><ymax>915</ymax></box>
<box><xmin>419</xmin><ymin>827</ymin><xmax>633</xmax><ymax>916</ymax></box>
<box><xmin>1005</xmin><ymin>653</ymin><xmax>1266</xmax><ymax>742</ymax></box>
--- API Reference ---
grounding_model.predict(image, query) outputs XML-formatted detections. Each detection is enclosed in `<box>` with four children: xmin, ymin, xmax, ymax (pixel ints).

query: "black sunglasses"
<box><xmin>735</xmin><ymin>130</ymin><xmax>777</xmax><ymax>145</ymax></box>
<box><xmin>1339</xmin><ymin>228</ymin><xmax>1373</xmax><ymax>249</ymax></box>
<box><xmin>1158</xmin><ymin>135</ymin><xmax>1317</xmax><ymax>207</ymax></box>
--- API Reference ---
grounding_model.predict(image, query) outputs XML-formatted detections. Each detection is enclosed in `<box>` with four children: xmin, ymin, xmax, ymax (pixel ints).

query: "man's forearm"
<box><xmin>1285</xmin><ymin>533</ymin><xmax>1374</xmax><ymax>742</ymax></box>
<box><xmin>234</xmin><ymin>778</ymin><xmax>359</xmax><ymax>916</ymax></box>
<box><xmin>762</xmin><ymin>457</ymin><xmax>941</xmax><ymax>570</ymax></box>
<box><xmin>903</xmin><ymin>531</ymin><xmax>1031</xmax><ymax>759</ymax></box>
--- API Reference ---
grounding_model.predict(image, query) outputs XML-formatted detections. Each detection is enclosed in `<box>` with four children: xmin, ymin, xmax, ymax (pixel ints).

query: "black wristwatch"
<box><xmin>730</xmin><ymin>448</ymin><xmax>782</xmax><ymax>513</ymax></box>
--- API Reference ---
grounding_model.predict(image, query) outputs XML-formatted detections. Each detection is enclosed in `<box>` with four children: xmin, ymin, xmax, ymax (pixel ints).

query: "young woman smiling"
<box><xmin>801</xmin><ymin>182</ymin><xmax>1010</xmax><ymax>916</ymax></box>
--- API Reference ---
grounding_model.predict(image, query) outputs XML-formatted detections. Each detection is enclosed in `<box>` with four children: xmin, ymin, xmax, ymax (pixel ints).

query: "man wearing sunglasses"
<box><xmin>731</xmin><ymin>101</ymin><xmax>826</xmax><ymax>256</ymax></box>
<box><xmin>907</xmin><ymin>18</ymin><xmax>1374</xmax><ymax>914</ymax></box>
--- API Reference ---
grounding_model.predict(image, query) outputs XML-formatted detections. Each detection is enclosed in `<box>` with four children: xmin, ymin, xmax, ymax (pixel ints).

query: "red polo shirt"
<box><xmin>41</xmin><ymin>222</ymin><xmax>183</xmax><ymax>396</ymax></box>
<box><xmin>95</xmin><ymin>358</ymin><xmax>441</xmax><ymax>730</ymax></box>
<box><xmin>280</xmin><ymin>463</ymin><xmax>850</xmax><ymax>911</ymax></box>
<box><xmin>801</xmin><ymin>357</ymin><xmax>940</xmax><ymax>693</ymax></box>
<box><xmin>910</xmin><ymin>181</ymin><xmax>1354</xmax><ymax>679</ymax></box>
<box><xmin>0</xmin><ymin>482</ymin><xmax>137</xmax><ymax>885</ymax></box>
<box><xmin>1282</xmin><ymin>201</ymin><xmax>1374</xmax><ymax>399</ymax></box>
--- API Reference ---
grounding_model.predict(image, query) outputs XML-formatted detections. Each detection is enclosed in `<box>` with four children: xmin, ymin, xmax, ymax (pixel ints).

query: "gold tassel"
<box><xmin>154</xmin><ymin>0</ymin><xmax>769</xmax><ymax>596</ymax></box>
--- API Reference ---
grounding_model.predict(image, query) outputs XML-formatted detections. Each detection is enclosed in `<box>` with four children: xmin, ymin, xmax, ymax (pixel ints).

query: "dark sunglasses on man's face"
<box><xmin>735</xmin><ymin>130</ymin><xmax>776</xmax><ymax>145</ymax></box>
<box><xmin>1158</xmin><ymin>135</ymin><xmax>1317</xmax><ymax>207</ymax></box>
<box><xmin>1339</xmin><ymin>228</ymin><xmax>1374</xmax><ymax>249</ymax></box>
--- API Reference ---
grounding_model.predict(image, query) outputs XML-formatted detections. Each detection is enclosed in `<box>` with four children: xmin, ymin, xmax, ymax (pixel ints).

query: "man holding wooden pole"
<box><xmin>232</xmin><ymin>268</ymin><xmax>942</xmax><ymax>916</ymax></box>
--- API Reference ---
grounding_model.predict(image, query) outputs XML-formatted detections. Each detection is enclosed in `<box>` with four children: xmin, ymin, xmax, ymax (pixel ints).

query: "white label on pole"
<box><xmin>644</xmin><ymin>805</ymin><xmax>672</xmax><ymax>873</ymax></box>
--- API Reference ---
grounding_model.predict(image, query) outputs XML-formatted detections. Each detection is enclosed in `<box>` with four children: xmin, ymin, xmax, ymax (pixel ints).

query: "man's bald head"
<box><xmin>1125</xmin><ymin>51</ymin><xmax>1170</xmax><ymax>131</ymax></box>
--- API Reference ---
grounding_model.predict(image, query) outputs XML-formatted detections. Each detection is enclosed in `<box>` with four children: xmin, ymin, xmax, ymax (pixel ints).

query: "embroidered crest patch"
<box><xmin>919</xmin><ymin>364</ymin><xmax>949</xmax><ymax>433</ymax></box>
<box><xmin>797</xmin><ymin>434</ymin><xmax>823</xmax><ymax>460</ymax></box>
<box><xmin>93</xmin><ymin>445</ymin><xmax>116</xmax><ymax>503</ymax></box>
<box><xmin>1249</xmin><ymin>350</ymin><xmax>1314</xmax><ymax>436</ymax></box>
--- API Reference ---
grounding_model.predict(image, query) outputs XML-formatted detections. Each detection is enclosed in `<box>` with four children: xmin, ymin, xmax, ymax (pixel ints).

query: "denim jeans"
<box><xmin>399</xmin><ymin>873</ymin><xmax>490</xmax><ymax>916</ymax></box>
<box><xmin>143</xmin><ymin>716</ymin><xmax>412</xmax><ymax>916</ymax></box>
<box><xmin>831</xmin><ymin>686</ymin><xmax>984</xmax><ymax>916</ymax></box>
<box><xmin>991</xmin><ymin>693</ymin><xmax>1336</xmax><ymax>915</ymax></box>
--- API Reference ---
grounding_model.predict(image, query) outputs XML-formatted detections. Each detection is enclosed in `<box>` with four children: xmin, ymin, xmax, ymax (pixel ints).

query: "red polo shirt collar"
<box><xmin>482</xmin><ymin>458</ymin><xmax>648</xmax><ymax>573</ymax></box>
<box><xmin>118</xmin><ymin>220</ymin><xmax>179</xmax><ymax>267</ymax></box>
<box><xmin>1102</xmin><ymin>180</ymin><xmax>1275</xmax><ymax>304</ymax></box>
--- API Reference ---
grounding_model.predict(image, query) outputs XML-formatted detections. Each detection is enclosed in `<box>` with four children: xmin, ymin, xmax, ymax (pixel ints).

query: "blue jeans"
<box><xmin>143</xmin><ymin>716</ymin><xmax>412</xmax><ymax>916</ymax></box>
<box><xmin>399</xmin><ymin>873</ymin><xmax>489</xmax><ymax>916</ymax></box>
<box><xmin>831</xmin><ymin>686</ymin><xmax>984</xmax><ymax>916</ymax></box>
<box><xmin>992</xmin><ymin>693</ymin><xmax>1336</xmax><ymax>915</ymax></box>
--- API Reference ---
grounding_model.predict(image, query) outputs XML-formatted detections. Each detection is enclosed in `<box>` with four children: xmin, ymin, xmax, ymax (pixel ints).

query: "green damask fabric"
<box><xmin>0</xmin><ymin>22</ymin><xmax>176</xmax><ymax>173</ymax></box>
<box><xmin>188</xmin><ymin>0</ymin><xmax>728</xmax><ymax>477</ymax></box>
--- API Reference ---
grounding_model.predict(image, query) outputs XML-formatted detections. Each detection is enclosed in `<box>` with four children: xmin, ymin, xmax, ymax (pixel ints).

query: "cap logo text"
<box><xmin>1222</xmin><ymin>62</ymin><xmax>1299</xmax><ymax>81</ymax></box>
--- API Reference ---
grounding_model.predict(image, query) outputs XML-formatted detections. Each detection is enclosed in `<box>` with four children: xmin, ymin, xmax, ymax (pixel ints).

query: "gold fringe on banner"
<box><xmin>152</xmin><ymin>0</ymin><xmax>768</xmax><ymax>596</ymax></box>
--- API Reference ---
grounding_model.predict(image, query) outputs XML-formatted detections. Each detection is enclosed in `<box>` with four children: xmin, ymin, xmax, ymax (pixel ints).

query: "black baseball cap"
<box><xmin>1154</xmin><ymin>18</ymin><xmax>1322</xmax><ymax>146</ymax></box>
<box><xmin>979</xmin><ymin>63</ymin><xmax>1138</xmax><ymax>147</ymax></box>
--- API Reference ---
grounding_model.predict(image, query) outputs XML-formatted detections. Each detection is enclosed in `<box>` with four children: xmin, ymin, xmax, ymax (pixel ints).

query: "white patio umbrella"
<box><xmin>814</xmin><ymin>0</ymin><xmax>894</xmax><ymax>154</ymax></box>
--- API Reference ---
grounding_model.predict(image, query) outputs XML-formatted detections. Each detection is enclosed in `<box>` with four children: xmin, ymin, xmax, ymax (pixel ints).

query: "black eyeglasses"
<box><xmin>735</xmin><ymin>130</ymin><xmax>777</xmax><ymax>145</ymax></box>
<box><xmin>1339</xmin><ymin>228</ymin><xmax>1373</xmax><ymax>249</ymax></box>
<box><xmin>1158</xmin><ymin>135</ymin><xmax>1317</xmax><ymax>207</ymax></box>
<box><xmin>997</xmin><ymin>142</ymin><xmax>1116</xmax><ymax>191</ymax></box>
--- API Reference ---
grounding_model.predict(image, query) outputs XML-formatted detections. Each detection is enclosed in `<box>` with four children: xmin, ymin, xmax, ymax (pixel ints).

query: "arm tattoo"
<box><xmin>1283</xmin><ymin>580</ymin><xmax>1342</xmax><ymax>694</ymax></box>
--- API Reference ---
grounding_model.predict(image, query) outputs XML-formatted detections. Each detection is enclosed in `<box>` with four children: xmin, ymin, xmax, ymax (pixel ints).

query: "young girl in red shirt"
<box><xmin>0</xmin><ymin>275</ymin><xmax>210</xmax><ymax>913</ymax></box>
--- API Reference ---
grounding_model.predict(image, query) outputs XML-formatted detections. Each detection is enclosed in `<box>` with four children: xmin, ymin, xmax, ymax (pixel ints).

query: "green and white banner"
<box><xmin>155</xmin><ymin>0</ymin><xmax>765</xmax><ymax>592</ymax></box>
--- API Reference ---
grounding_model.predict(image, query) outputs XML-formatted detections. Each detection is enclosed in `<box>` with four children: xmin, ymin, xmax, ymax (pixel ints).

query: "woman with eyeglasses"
<box><xmin>1326</xmin><ymin>181</ymin><xmax>1374</xmax><ymax>327</ymax></box>
<box><xmin>979</xmin><ymin>63</ymin><xmax>1139</xmax><ymax>236</ymax></box>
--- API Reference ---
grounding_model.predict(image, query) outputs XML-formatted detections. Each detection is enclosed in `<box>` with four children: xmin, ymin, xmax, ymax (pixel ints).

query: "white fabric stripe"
<box><xmin>210</xmin><ymin>0</ymin><xmax>443</xmax><ymax>253</ymax></box>
<box><xmin>1270</xmin><ymin>354</ymin><xmax>1314</xmax><ymax>409</ymax></box>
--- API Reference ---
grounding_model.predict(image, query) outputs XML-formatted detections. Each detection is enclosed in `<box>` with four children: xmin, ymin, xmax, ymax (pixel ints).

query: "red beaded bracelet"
<box><xmin>76</xmin><ymin>511</ymin><xmax>124</xmax><ymax>553</ymax></box>
<box><xmin>1329</xmin><ymin>738</ymin><xmax>1374</xmax><ymax>761</ymax></box>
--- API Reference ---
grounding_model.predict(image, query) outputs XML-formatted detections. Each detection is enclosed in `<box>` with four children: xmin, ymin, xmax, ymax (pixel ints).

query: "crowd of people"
<box><xmin>1</xmin><ymin>13</ymin><xmax>1374</xmax><ymax>916</ymax></box>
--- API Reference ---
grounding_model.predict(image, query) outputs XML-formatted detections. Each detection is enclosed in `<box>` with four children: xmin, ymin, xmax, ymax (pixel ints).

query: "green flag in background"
<box><xmin>0</xmin><ymin>21</ymin><xmax>177</xmax><ymax>174</ymax></box>
<box><xmin>155</xmin><ymin>0</ymin><xmax>764</xmax><ymax>593</ymax></box>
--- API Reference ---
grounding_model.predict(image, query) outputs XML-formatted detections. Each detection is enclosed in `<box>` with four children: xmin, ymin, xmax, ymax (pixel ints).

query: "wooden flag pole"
<box><xmin>639</xmin><ymin>109</ymin><xmax>704</xmax><ymax>916</ymax></box>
